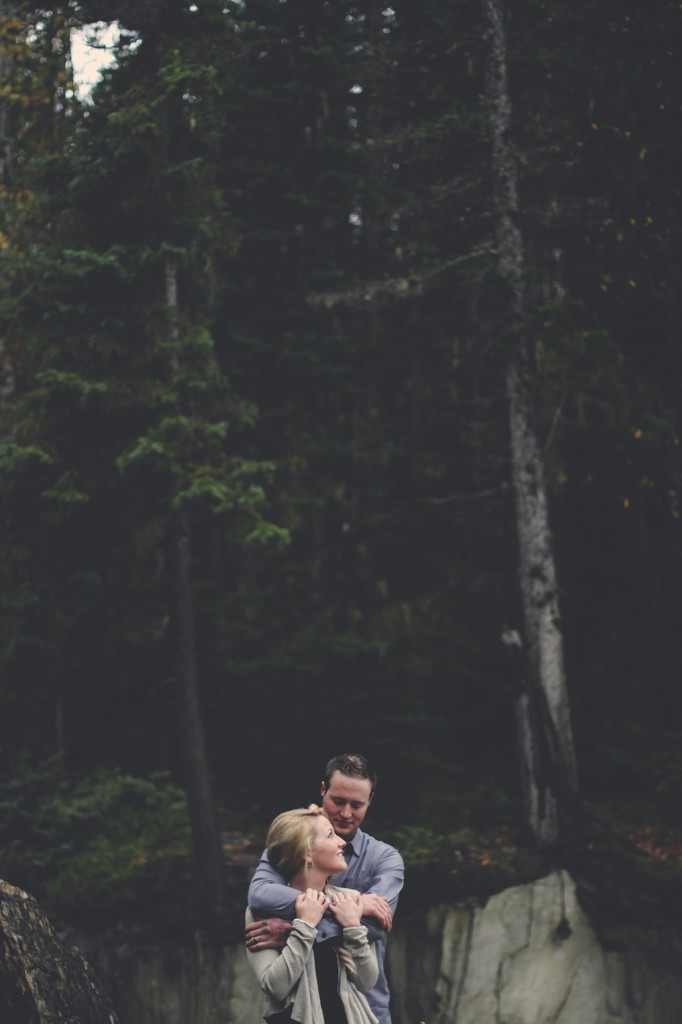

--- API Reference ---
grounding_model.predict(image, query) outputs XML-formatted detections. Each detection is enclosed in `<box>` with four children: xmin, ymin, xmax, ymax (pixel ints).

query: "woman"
<box><xmin>246</xmin><ymin>805</ymin><xmax>379</xmax><ymax>1024</ymax></box>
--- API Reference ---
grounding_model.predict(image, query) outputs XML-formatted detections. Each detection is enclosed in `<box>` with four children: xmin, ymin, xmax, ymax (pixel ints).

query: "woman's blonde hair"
<box><xmin>266</xmin><ymin>804</ymin><xmax>328</xmax><ymax>882</ymax></box>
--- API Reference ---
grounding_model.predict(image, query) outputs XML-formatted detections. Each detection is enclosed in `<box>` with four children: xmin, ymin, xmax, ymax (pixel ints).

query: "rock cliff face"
<box><xmin>78</xmin><ymin>871</ymin><xmax>682</xmax><ymax>1024</ymax></box>
<box><xmin>389</xmin><ymin>870</ymin><xmax>682</xmax><ymax>1024</ymax></box>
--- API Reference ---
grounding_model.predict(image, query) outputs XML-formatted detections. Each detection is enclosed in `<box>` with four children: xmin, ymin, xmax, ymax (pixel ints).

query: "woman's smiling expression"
<box><xmin>309</xmin><ymin>817</ymin><xmax>347</xmax><ymax>875</ymax></box>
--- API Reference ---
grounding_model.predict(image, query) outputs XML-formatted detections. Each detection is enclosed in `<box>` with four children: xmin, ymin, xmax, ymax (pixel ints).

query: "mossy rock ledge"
<box><xmin>400</xmin><ymin>830</ymin><xmax>682</xmax><ymax>937</ymax></box>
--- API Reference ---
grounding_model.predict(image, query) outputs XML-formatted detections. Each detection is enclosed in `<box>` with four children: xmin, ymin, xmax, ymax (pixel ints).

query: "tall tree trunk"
<box><xmin>0</xmin><ymin>0</ymin><xmax>16</xmax><ymax>187</ymax></box>
<box><xmin>349</xmin><ymin>0</ymin><xmax>384</xmax><ymax>629</ymax></box>
<box><xmin>165</xmin><ymin>257</ymin><xmax>227</xmax><ymax>937</ymax></box>
<box><xmin>484</xmin><ymin>0</ymin><xmax>579</xmax><ymax>843</ymax></box>
<box><xmin>0</xmin><ymin>0</ymin><xmax>17</xmax><ymax>400</ymax></box>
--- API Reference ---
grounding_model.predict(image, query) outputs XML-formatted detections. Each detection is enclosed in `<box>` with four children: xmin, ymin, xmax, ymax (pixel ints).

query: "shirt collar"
<box><xmin>344</xmin><ymin>827</ymin><xmax>368</xmax><ymax>860</ymax></box>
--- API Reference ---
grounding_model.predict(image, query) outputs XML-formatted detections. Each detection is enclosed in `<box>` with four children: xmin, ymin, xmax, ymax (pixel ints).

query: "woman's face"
<box><xmin>309</xmin><ymin>816</ymin><xmax>347</xmax><ymax>875</ymax></box>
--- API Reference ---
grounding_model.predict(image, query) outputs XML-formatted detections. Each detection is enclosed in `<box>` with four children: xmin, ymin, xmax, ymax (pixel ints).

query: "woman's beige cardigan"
<box><xmin>245</xmin><ymin>889</ymin><xmax>379</xmax><ymax>1024</ymax></box>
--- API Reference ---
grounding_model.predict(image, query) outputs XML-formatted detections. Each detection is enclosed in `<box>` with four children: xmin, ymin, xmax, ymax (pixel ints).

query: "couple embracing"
<box><xmin>245</xmin><ymin>753</ymin><xmax>404</xmax><ymax>1024</ymax></box>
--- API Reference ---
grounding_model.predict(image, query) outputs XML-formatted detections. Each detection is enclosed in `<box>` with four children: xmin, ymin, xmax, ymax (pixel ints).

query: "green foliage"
<box><xmin>0</xmin><ymin>444</ymin><xmax>54</xmax><ymax>472</ymax></box>
<box><xmin>41</xmin><ymin>471</ymin><xmax>90</xmax><ymax>505</ymax></box>
<box><xmin>0</xmin><ymin>0</ymin><xmax>680</xmax><ymax>912</ymax></box>
<box><xmin>384</xmin><ymin>826</ymin><xmax>478</xmax><ymax>870</ymax></box>
<box><xmin>595</xmin><ymin>730</ymin><xmax>682</xmax><ymax>833</ymax></box>
<box><xmin>0</xmin><ymin>761</ymin><xmax>190</xmax><ymax>915</ymax></box>
<box><xmin>242</xmin><ymin>519</ymin><xmax>290</xmax><ymax>548</ymax></box>
<box><xmin>116</xmin><ymin>417</ymin><xmax>230</xmax><ymax>474</ymax></box>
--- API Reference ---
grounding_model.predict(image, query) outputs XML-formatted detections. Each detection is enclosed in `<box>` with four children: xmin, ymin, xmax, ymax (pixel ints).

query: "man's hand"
<box><xmin>245</xmin><ymin>917</ymin><xmax>292</xmax><ymax>951</ymax></box>
<box><xmin>360</xmin><ymin>893</ymin><xmax>393</xmax><ymax>931</ymax></box>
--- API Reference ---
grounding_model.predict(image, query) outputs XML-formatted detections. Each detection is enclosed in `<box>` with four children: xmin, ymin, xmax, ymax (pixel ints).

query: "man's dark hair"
<box><xmin>323</xmin><ymin>753</ymin><xmax>378</xmax><ymax>795</ymax></box>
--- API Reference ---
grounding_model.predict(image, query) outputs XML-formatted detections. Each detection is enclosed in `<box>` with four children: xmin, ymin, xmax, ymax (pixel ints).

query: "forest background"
<box><xmin>0</xmin><ymin>0</ymin><xmax>680</xmax><ymax>938</ymax></box>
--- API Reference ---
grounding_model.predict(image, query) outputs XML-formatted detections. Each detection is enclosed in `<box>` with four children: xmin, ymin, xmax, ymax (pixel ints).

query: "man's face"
<box><xmin>320</xmin><ymin>771</ymin><xmax>373</xmax><ymax>841</ymax></box>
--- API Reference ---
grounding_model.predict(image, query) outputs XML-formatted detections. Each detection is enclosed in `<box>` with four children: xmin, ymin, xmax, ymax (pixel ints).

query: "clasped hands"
<box><xmin>294</xmin><ymin>888</ymin><xmax>362</xmax><ymax>929</ymax></box>
<box><xmin>246</xmin><ymin>891</ymin><xmax>393</xmax><ymax>951</ymax></box>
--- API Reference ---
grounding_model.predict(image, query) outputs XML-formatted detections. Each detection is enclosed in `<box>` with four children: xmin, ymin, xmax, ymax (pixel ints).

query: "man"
<box><xmin>246</xmin><ymin>753</ymin><xmax>404</xmax><ymax>1024</ymax></box>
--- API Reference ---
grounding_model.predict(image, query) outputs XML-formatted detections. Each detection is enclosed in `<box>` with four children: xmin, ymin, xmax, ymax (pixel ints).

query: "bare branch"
<box><xmin>308</xmin><ymin>244</ymin><xmax>496</xmax><ymax>311</ymax></box>
<box><xmin>544</xmin><ymin>390</ymin><xmax>567</xmax><ymax>453</ymax></box>
<box><xmin>415</xmin><ymin>483</ymin><xmax>510</xmax><ymax>505</ymax></box>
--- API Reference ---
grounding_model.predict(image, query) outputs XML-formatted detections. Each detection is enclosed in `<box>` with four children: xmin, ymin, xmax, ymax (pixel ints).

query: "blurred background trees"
<box><xmin>0</xmin><ymin>0</ymin><xmax>680</xmax><ymax>926</ymax></box>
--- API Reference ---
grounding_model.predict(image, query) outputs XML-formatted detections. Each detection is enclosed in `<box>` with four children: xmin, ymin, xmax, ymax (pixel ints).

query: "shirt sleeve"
<box><xmin>361</xmin><ymin>845</ymin><xmax>405</xmax><ymax>912</ymax></box>
<box><xmin>248</xmin><ymin>843</ymin><xmax>405</xmax><ymax>945</ymax></box>
<box><xmin>247</xmin><ymin>854</ymin><xmax>370</xmax><ymax>945</ymax></box>
<box><xmin>247</xmin><ymin>851</ymin><xmax>298</xmax><ymax>918</ymax></box>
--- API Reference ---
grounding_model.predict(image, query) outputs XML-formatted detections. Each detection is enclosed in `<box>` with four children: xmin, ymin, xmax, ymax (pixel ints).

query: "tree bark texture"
<box><xmin>0</xmin><ymin>0</ymin><xmax>17</xmax><ymax>400</ymax></box>
<box><xmin>0</xmin><ymin>880</ymin><xmax>118</xmax><ymax>1024</ymax></box>
<box><xmin>165</xmin><ymin>258</ymin><xmax>227</xmax><ymax>937</ymax></box>
<box><xmin>0</xmin><ymin>0</ymin><xmax>17</xmax><ymax>187</ymax></box>
<box><xmin>484</xmin><ymin>0</ymin><xmax>579</xmax><ymax>843</ymax></box>
<box><xmin>170</xmin><ymin>507</ymin><xmax>228</xmax><ymax>936</ymax></box>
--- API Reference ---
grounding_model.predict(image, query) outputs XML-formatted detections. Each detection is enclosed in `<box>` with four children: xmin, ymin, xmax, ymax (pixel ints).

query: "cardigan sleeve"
<box><xmin>246</xmin><ymin>916</ymin><xmax>317</xmax><ymax>1002</ymax></box>
<box><xmin>340</xmin><ymin>925</ymin><xmax>379</xmax><ymax>994</ymax></box>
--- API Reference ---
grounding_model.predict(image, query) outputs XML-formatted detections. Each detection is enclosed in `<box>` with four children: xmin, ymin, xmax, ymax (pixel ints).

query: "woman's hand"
<box><xmin>295</xmin><ymin>888</ymin><xmax>330</xmax><ymax>928</ymax></box>
<box><xmin>328</xmin><ymin>890</ymin><xmax>363</xmax><ymax>928</ymax></box>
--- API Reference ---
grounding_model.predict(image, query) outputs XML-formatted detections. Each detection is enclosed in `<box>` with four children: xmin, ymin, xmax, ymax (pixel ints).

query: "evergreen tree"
<box><xmin>1</xmin><ymin>0</ymin><xmax>681</xmax><ymax>875</ymax></box>
<box><xmin>1</xmin><ymin>0</ymin><xmax>286</xmax><ymax>933</ymax></box>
